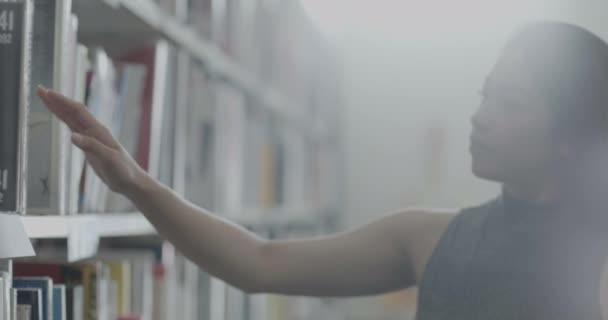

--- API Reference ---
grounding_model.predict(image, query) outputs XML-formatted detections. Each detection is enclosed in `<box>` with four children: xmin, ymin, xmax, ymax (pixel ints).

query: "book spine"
<box><xmin>0</xmin><ymin>0</ymin><xmax>32</xmax><ymax>214</ymax></box>
<box><xmin>0</xmin><ymin>271</ymin><xmax>12</xmax><ymax>320</ymax></box>
<box><xmin>0</xmin><ymin>278</ymin><xmax>5</xmax><ymax>320</ymax></box>
<box><xmin>27</xmin><ymin>0</ymin><xmax>72</xmax><ymax>215</ymax></box>
<box><xmin>10</xmin><ymin>289</ymin><xmax>17</xmax><ymax>320</ymax></box>
<box><xmin>52</xmin><ymin>0</ymin><xmax>72</xmax><ymax>215</ymax></box>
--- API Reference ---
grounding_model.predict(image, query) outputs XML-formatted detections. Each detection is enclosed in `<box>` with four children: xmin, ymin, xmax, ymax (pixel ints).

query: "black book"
<box><xmin>16</xmin><ymin>288</ymin><xmax>42</xmax><ymax>320</ymax></box>
<box><xmin>0</xmin><ymin>0</ymin><xmax>32</xmax><ymax>214</ymax></box>
<box><xmin>13</xmin><ymin>278</ymin><xmax>53</xmax><ymax>320</ymax></box>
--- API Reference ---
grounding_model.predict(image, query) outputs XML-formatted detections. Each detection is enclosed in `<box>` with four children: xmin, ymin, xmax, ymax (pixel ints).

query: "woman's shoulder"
<box><xmin>393</xmin><ymin>198</ymin><xmax>499</xmax><ymax>228</ymax></box>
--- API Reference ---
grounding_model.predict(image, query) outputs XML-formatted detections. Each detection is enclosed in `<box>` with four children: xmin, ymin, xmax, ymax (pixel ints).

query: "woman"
<box><xmin>38</xmin><ymin>21</ymin><xmax>608</xmax><ymax>319</ymax></box>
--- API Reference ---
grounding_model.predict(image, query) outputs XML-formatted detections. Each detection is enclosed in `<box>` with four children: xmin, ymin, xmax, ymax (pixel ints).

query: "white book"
<box><xmin>249</xmin><ymin>294</ymin><xmax>269</xmax><ymax>320</ymax></box>
<box><xmin>27</xmin><ymin>0</ymin><xmax>73</xmax><ymax>215</ymax></box>
<box><xmin>104</xmin><ymin>64</ymin><xmax>147</xmax><ymax>213</ymax></box>
<box><xmin>183</xmin><ymin>259</ymin><xmax>199</xmax><ymax>320</ymax></box>
<box><xmin>71</xmin><ymin>286</ymin><xmax>83</xmax><ymax>320</ymax></box>
<box><xmin>73</xmin><ymin>45</ymin><xmax>90</xmax><ymax>104</ymax></box>
<box><xmin>93</xmin><ymin>251</ymin><xmax>155</xmax><ymax>320</ymax></box>
<box><xmin>148</xmin><ymin>42</ymin><xmax>170</xmax><ymax>181</ymax></box>
<box><xmin>96</xmin><ymin>265</ymin><xmax>110</xmax><ymax>320</ymax></box>
<box><xmin>14</xmin><ymin>305</ymin><xmax>29</xmax><ymax>320</ymax></box>
<box><xmin>66</xmin><ymin>44</ymin><xmax>90</xmax><ymax>214</ymax></box>
<box><xmin>224</xmin><ymin>285</ymin><xmax>245</xmax><ymax>320</ymax></box>
<box><xmin>214</xmin><ymin>84</ymin><xmax>246</xmax><ymax>217</ymax></box>
<box><xmin>10</xmin><ymin>289</ymin><xmax>17</xmax><ymax>320</ymax></box>
<box><xmin>62</xmin><ymin>14</ymin><xmax>79</xmax><ymax>215</ymax></box>
<box><xmin>0</xmin><ymin>271</ymin><xmax>11</xmax><ymax>320</ymax></box>
<box><xmin>107</xmin><ymin>281</ymin><xmax>117</xmax><ymax>320</ymax></box>
<box><xmin>131</xmin><ymin>257</ymin><xmax>154</xmax><ymax>320</ymax></box>
<box><xmin>82</xmin><ymin>49</ymin><xmax>118</xmax><ymax>213</ymax></box>
<box><xmin>0</xmin><ymin>278</ymin><xmax>5</xmax><ymax>320</ymax></box>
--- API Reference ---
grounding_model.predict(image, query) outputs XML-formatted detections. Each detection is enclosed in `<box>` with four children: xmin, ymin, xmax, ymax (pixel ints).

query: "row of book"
<box><xmin>1</xmin><ymin>0</ymin><xmax>341</xmax><ymax>217</ymax></box>
<box><xmin>0</xmin><ymin>245</ymin><xmax>201</xmax><ymax>320</ymax></box>
<box><xmin>1</xmin><ymin>1</ymin><xmax>341</xmax><ymax>320</ymax></box>
<box><xmin>180</xmin><ymin>0</ymin><xmax>343</xmax><ymax>217</ymax></box>
<box><xmin>0</xmin><ymin>0</ymin><xmax>169</xmax><ymax>214</ymax></box>
<box><xmin>183</xmin><ymin>0</ymin><xmax>340</xmax><ymax>112</ymax></box>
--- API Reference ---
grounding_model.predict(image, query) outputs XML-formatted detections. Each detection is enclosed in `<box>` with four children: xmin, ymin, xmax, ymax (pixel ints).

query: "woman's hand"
<box><xmin>36</xmin><ymin>85</ymin><xmax>148</xmax><ymax>197</ymax></box>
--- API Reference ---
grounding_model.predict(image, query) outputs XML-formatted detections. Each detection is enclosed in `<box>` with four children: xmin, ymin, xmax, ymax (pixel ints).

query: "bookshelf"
<box><xmin>73</xmin><ymin>0</ymin><xmax>326</xmax><ymax>139</ymax></box>
<box><xmin>0</xmin><ymin>0</ymin><xmax>343</xmax><ymax>319</ymax></box>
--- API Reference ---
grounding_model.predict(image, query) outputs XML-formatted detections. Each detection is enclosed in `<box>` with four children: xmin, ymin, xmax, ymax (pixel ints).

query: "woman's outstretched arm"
<box><xmin>37</xmin><ymin>87</ymin><xmax>454</xmax><ymax>296</ymax></box>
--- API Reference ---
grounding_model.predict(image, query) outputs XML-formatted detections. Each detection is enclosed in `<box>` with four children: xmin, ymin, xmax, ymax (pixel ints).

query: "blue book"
<box><xmin>13</xmin><ymin>277</ymin><xmax>53</xmax><ymax>320</ymax></box>
<box><xmin>52</xmin><ymin>285</ymin><xmax>66</xmax><ymax>320</ymax></box>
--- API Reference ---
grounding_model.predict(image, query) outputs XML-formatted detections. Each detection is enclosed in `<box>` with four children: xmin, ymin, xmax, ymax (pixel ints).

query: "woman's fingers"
<box><xmin>71</xmin><ymin>132</ymin><xmax>116</xmax><ymax>160</ymax></box>
<box><xmin>37</xmin><ymin>86</ymin><xmax>90</xmax><ymax>131</ymax></box>
<box><xmin>37</xmin><ymin>86</ymin><xmax>120</xmax><ymax>149</ymax></box>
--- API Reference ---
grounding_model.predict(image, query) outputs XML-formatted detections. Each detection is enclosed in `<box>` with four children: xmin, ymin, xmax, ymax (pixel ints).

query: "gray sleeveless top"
<box><xmin>416</xmin><ymin>194</ymin><xmax>608</xmax><ymax>320</ymax></box>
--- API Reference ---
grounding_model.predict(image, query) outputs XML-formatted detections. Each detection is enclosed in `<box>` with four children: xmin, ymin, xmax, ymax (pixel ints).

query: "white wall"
<box><xmin>313</xmin><ymin>0</ymin><xmax>608</xmax><ymax>226</ymax></box>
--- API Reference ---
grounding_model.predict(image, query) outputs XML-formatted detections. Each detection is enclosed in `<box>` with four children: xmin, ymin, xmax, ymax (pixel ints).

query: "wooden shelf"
<box><xmin>73</xmin><ymin>0</ymin><xmax>323</xmax><ymax>139</ymax></box>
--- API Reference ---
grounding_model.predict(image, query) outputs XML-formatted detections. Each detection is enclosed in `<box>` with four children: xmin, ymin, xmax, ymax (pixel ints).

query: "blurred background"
<box><xmin>300</xmin><ymin>0</ymin><xmax>608</xmax><ymax>319</ymax></box>
<box><xmin>3</xmin><ymin>0</ymin><xmax>608</xmax><ymax>320</ymax></box>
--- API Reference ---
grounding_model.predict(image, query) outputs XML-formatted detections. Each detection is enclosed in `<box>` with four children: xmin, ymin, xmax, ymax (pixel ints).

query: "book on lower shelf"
<box><xmin>0</xmin><ymin>0</ymin><xmax>33</xmax><ymax>215</ymax></box>
<box><xmin>12</xmin><ymin>277</ymin><xmax>53</xmax><ymax>320</ymax></box>
<box><xmin>15</xmin><ymin>288</ymin><xmax>42</xmax><ymax>320</ymax></box>
<box><xmin>1</xmin><ymin>265</ymin><xmax>12</xmax><ymax>320</ymax></box>
<box><xmin>8</xmin><ymin>244</ymin><xmax>205</xmax><ymax>320</ymax></box>
<box><xmin>0</xmin><ymin>277</ymin><xmax>5</xmax><ymax>320</ymax></box>
<box><xmin>15</xmin><ymin>304</ymin><xmax>31</xmax><ymax>320</ymax></box>
<box><xmin>52</xmin><ymin>285</ymin><xmax>66</xmax><ymax>320</ymax></box>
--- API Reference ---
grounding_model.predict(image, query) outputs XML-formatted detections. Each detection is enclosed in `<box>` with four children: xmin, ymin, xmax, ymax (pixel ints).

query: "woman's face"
<box><xmin>470</xmin><ymin>47</ymin><xmax>562</xmax><ymax>185</ymax></box>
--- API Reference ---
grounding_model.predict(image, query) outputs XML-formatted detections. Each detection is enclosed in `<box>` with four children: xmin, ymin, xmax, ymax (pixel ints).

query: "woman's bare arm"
<box><xmin>38</xmin><ymin>87</ymin><xmax>455</xmax><ymax>296</ymax></box>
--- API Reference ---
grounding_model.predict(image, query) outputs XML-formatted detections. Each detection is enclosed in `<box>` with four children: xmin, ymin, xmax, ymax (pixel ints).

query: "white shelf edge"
<box><xmin>20</xmin><ymin>209</ymin><xmax>326</xmax><ymax>239</ymax></box>
<box><xmin>21</xmin><ymin>213</ymin><xmax>155</xmax><ymax>239</ymax></box>
<box><xmin>21</xmin><ymin>215</ymin><xmax>70</xmax><ymax>239</ymax></box>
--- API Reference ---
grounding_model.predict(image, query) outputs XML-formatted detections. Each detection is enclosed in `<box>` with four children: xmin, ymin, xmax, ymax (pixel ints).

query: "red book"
<box><xmin>118</xmin><ymin>47</ymin><xmax>156</xmax><ymax>171</ymax></box>
<box><xmin>13</xmin><ymin>262</ymin><xmax>82</xmax><ymax>285</ymax></box>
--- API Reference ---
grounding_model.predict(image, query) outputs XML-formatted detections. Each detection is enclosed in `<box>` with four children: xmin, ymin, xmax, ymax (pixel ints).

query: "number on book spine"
<box><xmin>0</xmin><ymin>10</ymin><xmax>14</xmax><ymax>32</ymax></box>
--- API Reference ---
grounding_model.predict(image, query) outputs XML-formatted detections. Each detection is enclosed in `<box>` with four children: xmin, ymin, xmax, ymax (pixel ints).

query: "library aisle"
<box><xmin>4</xmin><ymin>0</ymin><xmax>607</xmax><ymax>319</ymax></box>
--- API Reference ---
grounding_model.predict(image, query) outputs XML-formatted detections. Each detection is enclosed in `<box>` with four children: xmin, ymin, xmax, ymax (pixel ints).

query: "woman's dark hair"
<box><xmin>505</xmin><ymin>22</ymin><xmax>608</xmax><ymax>141</ymax></box>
